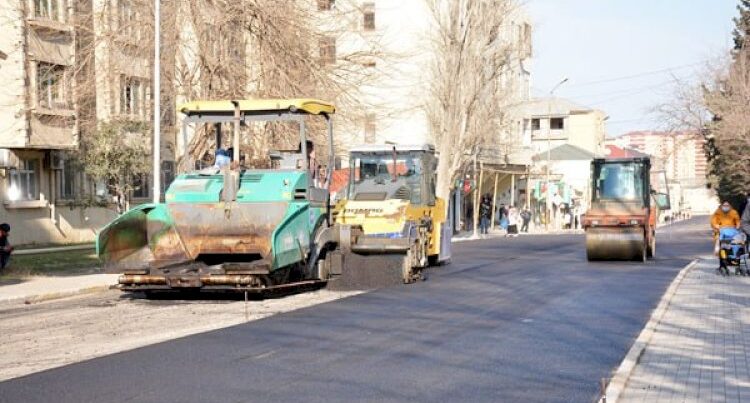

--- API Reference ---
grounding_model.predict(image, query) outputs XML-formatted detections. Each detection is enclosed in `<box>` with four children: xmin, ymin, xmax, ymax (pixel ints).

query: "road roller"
<box><xmin>318</xmin><ymin>144</ymin><xmax>452</xmax><ymax>290</ymax></box>
<box><xmin>583</xmin><ymin>157</ymin><xmax>670</xmax><ymax>261</ymax></box>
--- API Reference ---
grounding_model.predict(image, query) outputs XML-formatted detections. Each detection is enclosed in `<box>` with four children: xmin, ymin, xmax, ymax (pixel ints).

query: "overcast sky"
<box><xmin>527</xmin><ymin>0</ymin><xmax>737</xmax><ymax>136</ymax></box>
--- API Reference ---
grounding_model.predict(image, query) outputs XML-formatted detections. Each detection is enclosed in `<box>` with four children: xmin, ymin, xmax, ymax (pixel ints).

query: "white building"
<box><xmin>316</xmin><ymin>0</ymin><xmax>532</xmax><ymax>149</ymax></box>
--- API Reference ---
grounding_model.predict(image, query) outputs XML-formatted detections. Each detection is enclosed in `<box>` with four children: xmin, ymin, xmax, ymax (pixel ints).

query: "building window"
<box><xmin>550</xmin><ymin>117</ymin><xmax>564</xmax><ymax>130</ymax></box>
<box><xmin>120</xmin><ymin>76</ymin><xmax>149</xmax><ymax>117</ymax></box>
<box><xmin>363</xmin><ymin>3</ymin><xmax>375</xmax><ymax>31</ymax></box>
<box><xmin>58</xmin><ymin>156</ymin><xmax>77</xmax><ymax>200</ymax></box>
<box><xmin>36</xmin><ymin>62</ymin><xmax>67</xmax><ymax>109</ymax></box>
<box><xmin>531</xmin><ymin>118</ymin><xmax>540</xmax><ymax>130</ymax></box>
<box><xmin>364</xmin><ymin>113</ymin><xmax>376</xmax><ymax>143</ymax></box>
<box><xmin>9</xmin><ymin>160</ymin><xmax>40</xmax><ymax>201</ymax></box>
<box><xmin>34</xmin><ymin>0</ymin><xmax>61</xmax><ymax>21</ymax></box>
<box><xmin>317</xmin><ymin>0</ymin><xmax>334</xmax><ymax>11</ymax></box>
<box><xmin>118</xmin><ymin>0</ymin><xmax>141</xmax><ymax>41</ymax></box>
<box><xmin>319</xmin><ymin>37</ymin><xmax>336</xmax><ymax>65</ymax></box>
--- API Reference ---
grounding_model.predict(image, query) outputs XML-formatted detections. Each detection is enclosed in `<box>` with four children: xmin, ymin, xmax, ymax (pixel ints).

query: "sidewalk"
<box><xmin>616</xmin><ymin>258</ymin><xmax>750</xmax><ymax>402</ymax></box>
<box><xmin>0</xmin><ymin>274</ymin><xmax>119</xmax><ymax>305</ymax></box>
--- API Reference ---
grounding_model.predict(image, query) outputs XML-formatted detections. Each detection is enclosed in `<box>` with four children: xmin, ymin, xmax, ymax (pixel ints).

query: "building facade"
<box><xmin>521</xmin><ymin>97</ymin><xmax>607</xmax><ymax>156</ymax></box>
<box><xmin>0</xmin><ymin>0</ymin><xmax>220</xmax><ymax>245</ymax></box>
<box><xmin>607</xmin><ymin>131</ymin><xmax>716</xmax><ymax>213</ymax></box>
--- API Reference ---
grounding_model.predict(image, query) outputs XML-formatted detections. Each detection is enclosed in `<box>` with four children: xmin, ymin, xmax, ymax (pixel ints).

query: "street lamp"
<box><xmin>152</xmin><ymin>0</ymin><xmax>161</xmax><ymax>204</ymax></box>
<box><xmin>545</xmin><ymin>77</ymin><xmax>568</xmax><ymax>231</ymax></box>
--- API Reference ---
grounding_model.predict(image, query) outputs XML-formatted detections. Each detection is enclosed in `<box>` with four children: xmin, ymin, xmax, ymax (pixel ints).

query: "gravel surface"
<box><xmin>0</xmin><ymin>288</ymin><xmax>359</xmax><ymax>381</ymax></box>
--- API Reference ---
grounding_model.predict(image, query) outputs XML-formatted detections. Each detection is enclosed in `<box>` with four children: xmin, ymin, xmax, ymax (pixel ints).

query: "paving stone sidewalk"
<box><xmin>620</xmin><ymin>259</ymin><xmax>750</xmax><ymax>402</ymax></box>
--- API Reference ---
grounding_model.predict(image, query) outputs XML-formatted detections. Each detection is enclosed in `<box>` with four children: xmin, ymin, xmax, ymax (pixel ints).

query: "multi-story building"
<box><xmin>316</xmin><ymin>0</ymin><xmax>532</xmax><ymax>149</ymax></box>
<box><xmin>521</xmin><ymin>97</ymin><xmax>608</xmax><ymax>156</ymax></box>
<box><xmin>317</xmin><ymin>1</ymin><xmax>533</xmax><ymax>226</ymax></box>
<box><xmin>0</xmin><ymin>0</ymin><xmax>114</xmax><ymax>245</ymax></box>
<box><xmin>608</xmin><ymin>130</ymin><xmax>716</xmax><ymax>213</ymax></box>
<box><xmin>0</xmin><ymin>0</ymin><xmax>219</xmax><ymax>245</ymax></box>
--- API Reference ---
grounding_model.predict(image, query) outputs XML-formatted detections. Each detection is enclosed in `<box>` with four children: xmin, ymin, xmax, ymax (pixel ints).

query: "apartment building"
<box><xmin>315</xmin><ymin>0</ymin><xmax>532</xmax><ymax>149</ymax></box>
<box><xmin>608</xmin><ymin>130</ymin><xmax>716</xmax><ymax>213</ymax></box>
<box><xmin>0</xmin><ymin>0</ymin><xmax>193</xmax><ymax>245</ymax></box>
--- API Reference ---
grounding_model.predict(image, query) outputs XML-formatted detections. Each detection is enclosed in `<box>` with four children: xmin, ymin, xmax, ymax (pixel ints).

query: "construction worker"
<box><xmin>711</xmin><ymin>200</ymin><xmax>740</xmax><ymax>240</ymax></box>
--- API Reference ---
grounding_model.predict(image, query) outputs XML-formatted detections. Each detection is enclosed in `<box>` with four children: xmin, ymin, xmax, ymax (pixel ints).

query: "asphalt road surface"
<box><xmin>0</xmin><ymin>218</ymin><xmax>711</xmax><ymax>403</ymax></box>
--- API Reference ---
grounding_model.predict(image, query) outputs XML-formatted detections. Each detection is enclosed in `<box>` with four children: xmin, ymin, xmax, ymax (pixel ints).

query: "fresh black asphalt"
<box><xmin>0</xmin><ymin>218</ymin><xmax>711</xmax><ymax>402</ymax></box>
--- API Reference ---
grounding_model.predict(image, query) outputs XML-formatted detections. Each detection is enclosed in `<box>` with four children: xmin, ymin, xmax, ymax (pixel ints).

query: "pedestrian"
<box><xmin>0</xmin><ymin>223</ymin><xmax>13</xmax><ymax>270</ymax></box>
<box><xmin>741</xmin><ymin>192</ymin><xmax>750</xmax><ymax>237</ymax></box>
<box><xmin>479</xmin><ymin>194</ymin><xmax>492</xmax><ymax>235</ymax></box>
<box><xmin>520</xmin><ymin>208</ymin><xmax>531</xmax><ymax>233</ymax></box>
<box><xmin>711</xmin><ymin>200</ymin><xmax>741</xmax><ymax>255</ymax></box>
<box><xmin>507</xmin><ymin>206</ymin><xmax>520</xmax><ymax>237</ymax></box>
<box><xmin>498</xmin><ymin>204</ymin><xmax>508</xmax><ymax>232</ymax></box>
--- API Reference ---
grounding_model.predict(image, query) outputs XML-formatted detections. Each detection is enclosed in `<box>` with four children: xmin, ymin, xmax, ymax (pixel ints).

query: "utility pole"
<box><xmin>151</xmin><ymin>0</ymin><xmax>161</xmax><ymax>203</ymax></box>
<box><xmin>545</xmin><ymin>77</ymin><xmax>568</xmax><ymax>231</ymax></box>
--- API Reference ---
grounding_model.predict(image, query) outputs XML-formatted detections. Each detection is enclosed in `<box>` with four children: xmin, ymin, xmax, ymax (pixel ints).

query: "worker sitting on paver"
<box><xmin>0</xmin><ymin>223</ymin><xmax>13</xmax><ymax>270</ymax></box>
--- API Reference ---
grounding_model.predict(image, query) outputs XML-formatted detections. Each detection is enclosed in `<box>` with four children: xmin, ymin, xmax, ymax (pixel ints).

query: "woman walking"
<box><xmin>506</xmin><ymin>206</ymin><xmax>520</xmax><ymax>238</ymax></box>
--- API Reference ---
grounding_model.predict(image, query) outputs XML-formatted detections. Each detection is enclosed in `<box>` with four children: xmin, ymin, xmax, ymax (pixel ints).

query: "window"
<box><xmin>120</xmin><ymin>76</ymin><xmax>149</xmax><ymax>117</ymax></box>
<box><xmin>58</xmin><ymin>156</ymin><xmax>77</xmax><ymax>200</ymax></box>
<box><xmin>317</xmin><ymin>0</ymin><xmax>334</xmax><ymax>11</ymax></box>
<box><xmin>36</xmin><ymin>62</ymin><xmax>67</xmax><ymax>109</ymax></box>
<box><xmin>319</xmin><ymin>37</ymin><xmax>336</xmax><ymax>65</ymax></box>
<box><xmin>364</xmin><ymin>113</ymin><xmax>376</xmax><ymax>143</ymax></box>
<box><xmin>34</xmin><ymin>0</ymin><xmax>61</xmax><ymax>21</ymax></box>
<box><xmin>118</xmin><ymin>0</ymin><xmax>141</xmax><ymax>40</ymax></box>
<box><xmin>131</xmin><ymin>174</ymin><xmax>149</xmax><ymax>199</ymax></box>
<box><xmin>9</xmin><ymin>160</ymin><xmax>40</xmax><ymax>201</ymax></box>
<box><xmin>550</xmin><ymin>117</ymin><xmax>564</xmax><ymax>130</ymax></box>
<box><xmin>531</xmin><ymin>118</ymin><xmax>540</xmax><ymax>130</ymax></box>
<box><xmin>363</xmin><ymin>3</ymin><xmax>375</xmax><ymax>31</ymax></box>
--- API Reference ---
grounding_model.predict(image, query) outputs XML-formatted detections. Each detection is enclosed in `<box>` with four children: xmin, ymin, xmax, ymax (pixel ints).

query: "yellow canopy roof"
<box><xmin>179</xmin><ymin>98</ymin><xmax>335</xmax><ymax>116</ymax></box>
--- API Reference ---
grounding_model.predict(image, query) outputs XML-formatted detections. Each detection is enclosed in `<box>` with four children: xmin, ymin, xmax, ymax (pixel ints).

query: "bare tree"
<box><xmin>424</xmin><ymin>0</ymin><xmax>522</xmax><ymax>203</ymax></box>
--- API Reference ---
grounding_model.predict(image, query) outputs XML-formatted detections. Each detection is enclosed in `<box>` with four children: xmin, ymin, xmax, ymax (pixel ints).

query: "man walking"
<box><xmin>520</xmin><ymin>208</ymin><xmax>531</xmax><ymax>233</ymax></box>
<box><xmin>479</xmin><ymin>194</ymin><xmax>492</xmax><ymax>235</ymax></box>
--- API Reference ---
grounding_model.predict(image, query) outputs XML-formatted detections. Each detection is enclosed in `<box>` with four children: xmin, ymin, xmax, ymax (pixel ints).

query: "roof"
<box><xmin>604</xmin><ymin>144</ymin><xmax>649</xmax><ymax>158</ymax></box>
<box><xmin>349</xmin><ymin>144</ymin><xmax>435</xmax><ymax>153</ymax></box>
<box><xmin>532</xmin><ymin>144</ymin><xmax>599</xmax><ymax>161</ymax></box>
<box><xmin>179</xmin><ymin>98</ymin><xmax>335</xmax><ymax>116</ymax></box>
<box><xmin>521</xmin><ymin>97</ymin><xmax>597</xmax><ymax>117</ymax></box>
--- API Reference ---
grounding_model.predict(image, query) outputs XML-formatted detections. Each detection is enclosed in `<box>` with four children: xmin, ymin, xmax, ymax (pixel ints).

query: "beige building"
<box><xmin>0</xmin><ymin>0</ymin><xmax>234</xmax><ymax>245</ymax></box>
<box><xmin>522</xmin><ymin>97</ymin><xmax>607</xmax><ymax>156</ymax></box>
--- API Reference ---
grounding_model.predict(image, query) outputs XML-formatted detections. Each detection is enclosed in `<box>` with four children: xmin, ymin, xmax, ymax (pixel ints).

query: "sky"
<box><xmin>527</xmin><ymin>0</ymin><xmax>738</xmax><ymax>136</ymax></box>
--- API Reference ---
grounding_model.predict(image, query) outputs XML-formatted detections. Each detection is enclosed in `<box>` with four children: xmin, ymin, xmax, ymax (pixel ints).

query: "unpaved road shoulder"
<box><xmin>0</xmin><ymin>289</ymin><xmax>358</xmax><ymax>381</ymax></box>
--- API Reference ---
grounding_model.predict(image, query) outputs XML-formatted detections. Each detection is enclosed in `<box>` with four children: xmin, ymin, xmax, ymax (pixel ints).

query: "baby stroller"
<box><xmin>717</xmin><ymin>227</ymin><xmax>749</xmax><ymax>276</ymax></box>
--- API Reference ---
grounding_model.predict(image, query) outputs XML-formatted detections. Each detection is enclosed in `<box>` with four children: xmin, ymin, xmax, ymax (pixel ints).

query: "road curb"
<box><xmin>0</xmin><ymin>283</ymin><xmax>117</xmax><ymax>307</ymax></box>
<box><xmin>600</xmin><ymin>258</ymin><xmax>699</xmax><ymax>403</ymax></box>
<box><xmin>13</xmin><ymin>244</ymin><xmax>95</xmax><ymax>256</ymax></box>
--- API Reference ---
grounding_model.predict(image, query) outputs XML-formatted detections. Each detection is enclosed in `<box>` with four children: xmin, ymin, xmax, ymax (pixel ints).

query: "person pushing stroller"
<box><xmin>713</xmin><ymin>201</ymin><xmax>745</xmax><ymax>275</ymax></box>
